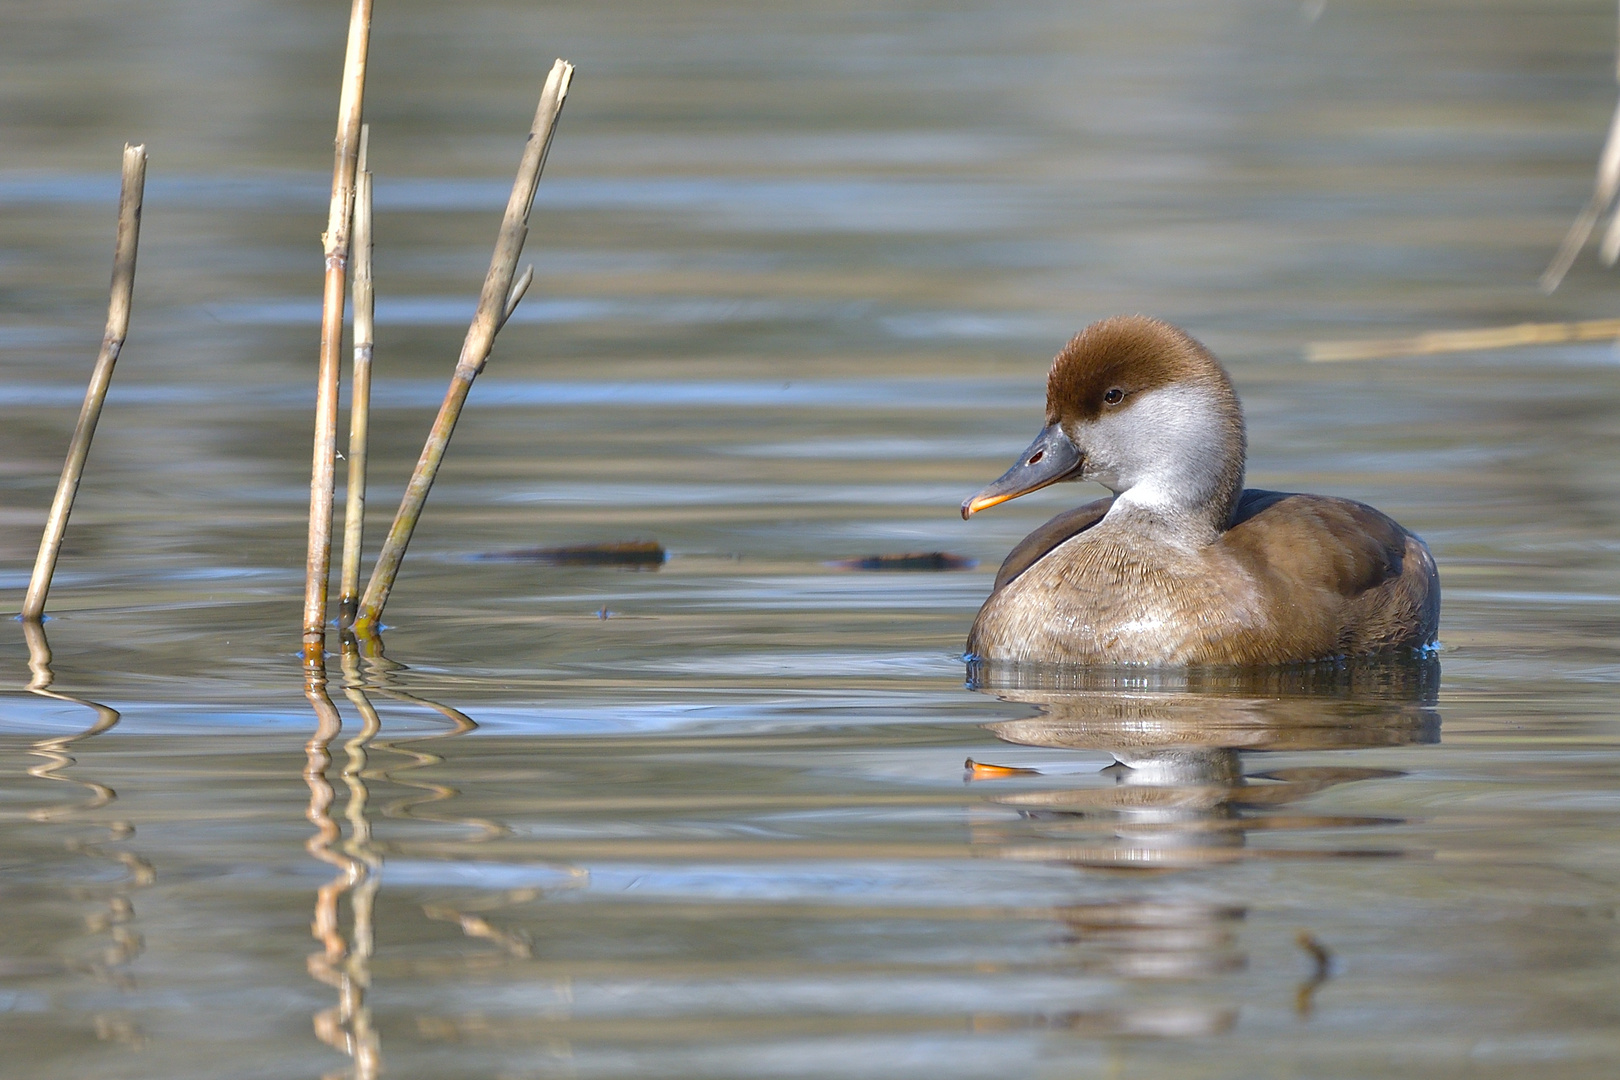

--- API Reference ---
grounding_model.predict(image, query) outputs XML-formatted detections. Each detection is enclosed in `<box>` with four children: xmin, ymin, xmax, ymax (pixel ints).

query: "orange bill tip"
<box><xmin>961</xmin><ymin>491</ymin><xmax>1019</xmax><ymax>519</ymax></box>
<box><xmin>964</xmin><ymin>757</ymin><xmax>1042</xmax><ymax>780</ymax></box>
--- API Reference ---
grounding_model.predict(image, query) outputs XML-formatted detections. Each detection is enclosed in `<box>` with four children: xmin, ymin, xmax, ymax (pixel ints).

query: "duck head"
<box><xmin>962</xmin><ymin>316</ymin><xmax>1247</xmax><ymax>534</ymax></box>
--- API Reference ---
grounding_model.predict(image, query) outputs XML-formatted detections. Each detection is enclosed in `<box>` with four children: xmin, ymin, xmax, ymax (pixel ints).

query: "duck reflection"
<box><xmin>965</xmin><ymin>657</ymin><xmax>1437</xmax><ymax>1030</ymax></box>
<box><xmin>969</xmin><ymin>656</ymin><xmax>1439</xmax><ymax>869</ymax></box>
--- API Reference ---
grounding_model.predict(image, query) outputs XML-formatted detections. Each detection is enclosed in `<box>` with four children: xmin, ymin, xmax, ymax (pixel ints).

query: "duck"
<box><xmin>960</xmin><ymin>315</ymin><xmax>1439</xmax><ymax>666</ymax></box>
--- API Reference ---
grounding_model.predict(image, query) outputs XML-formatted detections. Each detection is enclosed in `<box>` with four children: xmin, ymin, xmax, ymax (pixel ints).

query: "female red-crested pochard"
<box><xmin>961</xmin><ymin>315</ymin><xmax>1439</xmax><ymax>666</ymax></box>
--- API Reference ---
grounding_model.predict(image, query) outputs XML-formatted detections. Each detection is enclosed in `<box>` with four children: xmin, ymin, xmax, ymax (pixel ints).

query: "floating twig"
<box><xmin>476</xmin><ymin>539</ymin><xmax>665</xmax><ymax>567</ymax></box>
<box><xmin>1306</xmin><ymin>318</ymin><xmax>1620</xmax><ymax>362</ymax></box>
<box><xmin>829</xmin><ymin>552</ymin><xmax>978</xmax><ymax>572</ymax></box>
<box><xmin>338</xmin><ymin>126</ymin><xmax>375</xmax><ymax>630</ymax></box>
<box><xmin>352</xmin><ymin>59</ymin><xmax>573</xmax><ymax>634</ymax></box>
<box><xmin>22</xmin><ymin>144</ymin><xmax>148</xmax><ymax>621</ymax></box>
<box><xmin>304</xmin><ymin>0</ymin><xmax>374</xmax><ymax>664</ymax></box>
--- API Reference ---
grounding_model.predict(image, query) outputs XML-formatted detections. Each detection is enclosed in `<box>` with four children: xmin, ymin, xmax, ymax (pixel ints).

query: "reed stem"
<box><xmin>1307</xmin><ymin>317</ymin><xmax>1620</xmax><ymax>362</ymax></box>
<box><xmin>1540</xmin><ymin>97</ymin><xmax>1620</xmax><ymax>293</ymax></box>
<box><xmin>352</xmin><ymin>59</ymin><xmax>573</xmax><ymax>634</ymax></box>
<box><xmin>304</xmin><ymin>0</ymin><xmax>374</xmax><ymax>665</ymax></box>
<box><xmin>22</xmin><ymin>144</ymin><xmax>147</xmax><ymax>622</ymax></box>
<box><xmin>1541</xmin><ymin>3</ymin><xmax>1620</xmax><ymax>291</ymax></box>
<box><xmin>338</xmin><ymin>126</ymin><xmax>375</xmax><ymax>630</ymax></box>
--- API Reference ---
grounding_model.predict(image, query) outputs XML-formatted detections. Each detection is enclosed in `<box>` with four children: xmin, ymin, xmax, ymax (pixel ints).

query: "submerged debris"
<box><xmin>828</xmin><ymin>551</ymin><xmax>977</xmax><ymax>572</ymax></box>
<box><xmin>478</xmin><ymin>540</ymin><xmax>666</xmax><ymax>568</ymax></box>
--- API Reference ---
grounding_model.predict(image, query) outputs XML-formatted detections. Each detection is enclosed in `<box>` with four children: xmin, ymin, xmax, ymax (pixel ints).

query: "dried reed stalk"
<box><xmin>1599</xmin><ymin>6</ymin><xmax>1620</xmax><ymax>267</ymax></box>
<box><xmin>22</xmin><ymin>144</ymin><xmax>147</xmax><ymax>621</ymax></box>
<box><xmin>1306</xmin><ymin>317</ymin><xmax>1620</xmax><ymax>362</ymax></box>
<box><xmin>338</xmin><ymin>126</ymin><xmax>375</xmax><ymax>629</ymax></box>
<box><xmin>304</xmin><ymin>0</ymin><xmax>374</xmax><ymax>664</ymax></box>
<box><xmin>1540</xmin><ymin>99</ymin><xmax>1620</xmax><ymax>292</ymax></box>
<box><xmin>1541</xmin><ymin>3</ymin><xmax>1620</xmax><ymax>291</ymax></box>
<box><xmin>352</xmin><ymin>59</ymin><xmax>573</xmax><ymax>634</ymax></box>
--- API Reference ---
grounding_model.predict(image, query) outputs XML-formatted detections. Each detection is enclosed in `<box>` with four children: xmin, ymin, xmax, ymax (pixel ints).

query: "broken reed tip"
<box><xmin>354</xmin><ymin>58</ymin><xmax>575</xmax><ymax>629</ymax></box>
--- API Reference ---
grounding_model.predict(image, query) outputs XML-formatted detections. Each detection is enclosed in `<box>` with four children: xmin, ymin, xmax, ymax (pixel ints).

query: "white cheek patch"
<box><xmin>1078</xmin><ymin>384</ymin><xmax>1234</xmax><ymax>515</ymax></box>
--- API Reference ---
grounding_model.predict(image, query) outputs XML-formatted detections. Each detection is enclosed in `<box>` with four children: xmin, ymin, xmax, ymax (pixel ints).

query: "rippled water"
<box><xmin>4</xmin><ymin>1</ymin><xmax>1620</xmax><ymax>1077</ymax></box>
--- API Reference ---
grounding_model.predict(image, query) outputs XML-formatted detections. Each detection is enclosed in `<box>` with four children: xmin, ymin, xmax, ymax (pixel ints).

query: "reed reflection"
<box><xmin>302</xmin><ymin>632</ymin><xmax>556</xmax><ymax>1077</ymax></box>
<box><xmin>336</xmin><ymin>649</ymin><xmax>384</xmax><ymax>1079</ymax></box>
<box><xmin>23</xmin><ymin>620</ymin><xmax>120</xmax><ymax>814</ymax></box>
<box><xmin>19</xmin><ymin>620</ymin><xmax>151</xmax><ymax>1042</ymax></box>
<box><xmin>302</xmin><ymin>649</ymin><xmax>380</xmax><ymax>1080</ymax></box>
<box><xmin>347</xmin><ymin>638</ymin><xmax>543</xmax><ymax>958</ymax></box>
<box><xmin>347</xmin><ymin>638</ymin><xmax>504</xmax><ymax>843</ymax></box>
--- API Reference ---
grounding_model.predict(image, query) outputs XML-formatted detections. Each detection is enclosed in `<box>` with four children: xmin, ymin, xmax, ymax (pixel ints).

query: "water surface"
<box><xmin>3</xmin><ymin>1</ymin><xmax>1620</xmax><ymax>1077</ymax></box>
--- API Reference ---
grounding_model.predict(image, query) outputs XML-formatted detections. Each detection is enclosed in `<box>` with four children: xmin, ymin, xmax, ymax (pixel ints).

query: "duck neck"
<box><xmin>1101</xmin><ymin>384</ymin><xmax>1246</xmax><ymax>546</ymax></box>
<box><xmin>1110</xmin><ymin>476</ymin><xmax>1241</xmax><ymax>546</ymax></box>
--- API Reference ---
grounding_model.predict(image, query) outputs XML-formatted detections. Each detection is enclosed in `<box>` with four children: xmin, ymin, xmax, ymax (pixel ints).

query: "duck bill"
<box><xmin>961</xmin><ymin>423</ymin><xmax>1083</xmax><ymax>518</ymax></box>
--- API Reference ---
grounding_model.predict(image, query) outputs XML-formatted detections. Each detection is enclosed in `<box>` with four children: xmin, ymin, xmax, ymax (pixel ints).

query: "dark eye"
<box><xmin>1103</xmin><ymin>387</ymin><xmax>1124</xmax><ymax>405</ymax></box>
